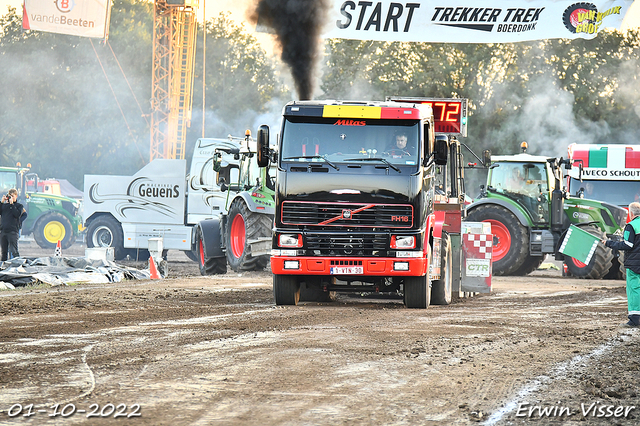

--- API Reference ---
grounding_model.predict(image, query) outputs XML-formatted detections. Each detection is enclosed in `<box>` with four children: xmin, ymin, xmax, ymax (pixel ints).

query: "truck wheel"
<box><xmin>512</xmin><ymin>256</ymin><xmax>545</xmax><ymax>276</ymax></box>
<box><xmin>33</xmin><ymin>212</ymin><xmax>76</xmax><ymax>250</ymax></box>
<box><xmin>197</xmin><ymin>229</ymin><xmax>226</xmax><ymax>275</ymax></box>
<box><xmin>466</xmin><ymin>205</ymin><xmax>529</xmax><ymax>276</ymax></box>
<box><xmin>86</xmin><ymin>216</ymin><xmax>127</xmax><ymax>260</ymax></box>
<box><xmin>431</xmin><ymin>234</ymin><xmax>452</xmax><ymax>305</ymax></box>
<box><xmin>273</xmin><ymin>274</ymin><xmax>300</xmax><ymax>305</ymax></box>
<box><xmin>564</xmin><ymin>227</ymin><xmax>613</xmax><ymax>279</ymax></box>
<box><xmin>225</xmin><ymin>199</ymin><xmax>272</xmax><ymax>272</ymax></box>
<box><xmin>404</xmin><ymin>275</ymin><xmax>431</xmax><ymax>308</ymax></box>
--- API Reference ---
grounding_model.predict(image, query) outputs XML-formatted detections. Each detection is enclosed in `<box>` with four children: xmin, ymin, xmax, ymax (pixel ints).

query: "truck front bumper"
<box><xmin>271</xmin><ymin>256</ymin><xmax>427</xmax><ymax>276</ymax></box>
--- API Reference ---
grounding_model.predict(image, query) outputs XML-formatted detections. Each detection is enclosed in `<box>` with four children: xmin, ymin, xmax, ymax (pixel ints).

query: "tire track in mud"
<box><xmin>0</xmin><ymin>273</ymin><xmax>635</xmax><ymax>425</ymax></box>
<box><xmin>484</xmin><ymin>330</ymin><xmax>640</xmax><ymax>425</ymax></box>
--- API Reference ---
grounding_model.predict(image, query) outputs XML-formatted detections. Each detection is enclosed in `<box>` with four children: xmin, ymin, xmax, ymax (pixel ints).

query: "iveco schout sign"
<box><xmin>22</xmin><ymin>0</ymin><xmax>112</xmax><ymax>39</ymax></box>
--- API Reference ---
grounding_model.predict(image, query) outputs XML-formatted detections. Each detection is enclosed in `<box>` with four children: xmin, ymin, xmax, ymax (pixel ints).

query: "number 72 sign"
<box><xmin>386</xmin><ymin>97</ymin><xmax>468</xmax><ymax>137</ymax></box>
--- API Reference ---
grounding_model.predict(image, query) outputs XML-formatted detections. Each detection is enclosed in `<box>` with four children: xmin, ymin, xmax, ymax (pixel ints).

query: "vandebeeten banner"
<box><xmin>22</xmin><ymin>0</ymin><xmax>112</xmax><ymax>39</ymax></box>
<box><xmin>324</xmin><ymin>0</ymin><xmax>635</xmax><ymax>43</ymax></box>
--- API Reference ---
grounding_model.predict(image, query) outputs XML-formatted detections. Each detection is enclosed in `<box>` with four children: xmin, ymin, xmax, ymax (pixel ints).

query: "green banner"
<box><xmin>558</xmin><ymin>225</ymin><xmax>600</xmax><ymax>264</ymax></box>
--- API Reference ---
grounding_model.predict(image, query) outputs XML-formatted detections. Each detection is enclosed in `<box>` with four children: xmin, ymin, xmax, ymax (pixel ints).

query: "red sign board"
<box><xmin>386</xmin><ymin>97</ymin><xmax>468</xmax><ymax>137</ymax></box>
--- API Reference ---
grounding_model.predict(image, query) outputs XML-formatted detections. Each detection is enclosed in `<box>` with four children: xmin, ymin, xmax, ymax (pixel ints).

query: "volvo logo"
<box><xmin>343</xmin><ymin>209</ymin><xmax>352</xmax><ymax>219</ymax></box>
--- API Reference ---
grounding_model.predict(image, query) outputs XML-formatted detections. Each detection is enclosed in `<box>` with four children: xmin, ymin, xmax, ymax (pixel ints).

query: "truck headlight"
<box><xmin>391</xmin><ymin>235</ymin><xmax>415</xmax><ymax>249</ymax></box>
<box><xmin>278</xmin><ymin>234</ymin><xmax>302</xmax><ymax>247</ymax></box>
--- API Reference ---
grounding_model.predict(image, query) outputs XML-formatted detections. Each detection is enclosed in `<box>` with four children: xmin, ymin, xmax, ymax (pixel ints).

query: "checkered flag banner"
<box><xmin>464</xmin><ymin>233</ymin><xmax>493</xmax><ymax>260</ymax></box>
<box><xmin>54</xmin><ymin>240</ymin><xmax>62</xmax><ymax>258</ymax></box>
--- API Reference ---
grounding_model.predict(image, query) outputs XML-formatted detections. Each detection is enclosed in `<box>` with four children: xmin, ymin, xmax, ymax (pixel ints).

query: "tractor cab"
<box><xmin>486</xmin><ymin>154</ymin><xmax>554</xmax><ymax>226</ymax></box>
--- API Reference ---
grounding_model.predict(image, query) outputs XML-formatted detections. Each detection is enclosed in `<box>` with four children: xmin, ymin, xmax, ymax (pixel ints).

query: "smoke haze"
<box><xmin>250</xmin><ymin>0</ymin><xmax>331</xmax><ymax>100</ymax></box>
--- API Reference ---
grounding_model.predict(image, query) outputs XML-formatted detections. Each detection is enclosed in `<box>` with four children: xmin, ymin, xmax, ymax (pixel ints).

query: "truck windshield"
<box><xmin>490</xmin><ymin>161</ymin><xmax>550</xmax><ymax>224</ymax></box>
<box><xmin>280</xmin><ymin>117</ymin><xmax>420</xmax><ymax>166</ymax></box>
<box><xmin>571</xmin><ymin>178</ymin><xmax>640</xmax><ymax>207</ymax></box>
<box><xmin>490</xmin><ymin>162</ymin><xmax>548</xmax><ymax>196</ymax></box>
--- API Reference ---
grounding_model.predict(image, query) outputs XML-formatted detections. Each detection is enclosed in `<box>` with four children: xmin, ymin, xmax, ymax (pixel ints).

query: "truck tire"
<box><xmin>466</xmin><ymin>205</ymin><xmax>529</xmax><ymax>276</ymax></box>
<box><xmin>33</xmin><ymin>212</ymin><xmax>76</xmax><ymax>250</ymax></box>
<box><xmin>564</xmin><ymin>227</ymin><xmax>613</xmax><ymax>279</ymax></box>
<box><xmin>404</xmin><ymin>275</ymin><xmax>431</xmax><ymax>308</ymax></box>
<box><xmin>86</xmin><ymin>216</ymin><xmax>127</xmax><ymax>260</ymax></box>
<box><xmin>512</xmin><ymin>256</ymin><xmax>545</xmax><ymax>276</ymax></box>
<box><xmin>273</xmin><ymin>274</ymin><xmax>300</xmax><ymax>305</ymax></box>
<box><xmin>431</xmin><ymin>234</ymin><xmax>452</xmax><ymax>305</ymax></box>
<box><xmin>196</xmin><ymin>229</ymin><xmax>226</xmax><ymax>275</ymax></box>
<box><xmin>225</xmin><ymin>199</ymin><xmax>272</xmax><ymax>272</ymax></box>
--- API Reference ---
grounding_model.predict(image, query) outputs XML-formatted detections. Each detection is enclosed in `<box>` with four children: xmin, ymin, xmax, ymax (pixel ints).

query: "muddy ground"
<box><xmin>0</xmin><ymin>241</ymin><xmax>639</xmax><ymax>425</ymax></box>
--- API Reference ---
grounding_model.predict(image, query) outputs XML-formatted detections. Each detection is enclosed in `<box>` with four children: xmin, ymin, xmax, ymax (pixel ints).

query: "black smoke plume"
<box><xmin>251</xmin><ymin>0</ymin><xmax>330</xmax><ymax>100</ymax></box>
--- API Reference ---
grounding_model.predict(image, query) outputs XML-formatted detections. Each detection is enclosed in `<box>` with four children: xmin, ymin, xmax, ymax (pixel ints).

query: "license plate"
<box><xmin>330</xmin><ymin>266</ymin><xmax>363</xmax><ymax>275</ymax></box>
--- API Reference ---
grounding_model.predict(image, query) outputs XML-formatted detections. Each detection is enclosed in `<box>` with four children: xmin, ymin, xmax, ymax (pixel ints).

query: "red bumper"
<box><xmin>271</xmin><ymin>256</ymin><xmax>428</xmax><ymax>276</ymax></box>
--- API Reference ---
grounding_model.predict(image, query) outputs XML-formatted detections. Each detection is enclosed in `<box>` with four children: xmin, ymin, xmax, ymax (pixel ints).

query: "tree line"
<box><xmin>1</xmin><ymin>0</ymin><xmax>639</xmax><ymax>189</ymax></box>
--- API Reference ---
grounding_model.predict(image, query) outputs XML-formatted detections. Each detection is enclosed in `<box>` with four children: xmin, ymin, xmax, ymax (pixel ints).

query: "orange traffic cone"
<box><xmin>149</xmin><ymin>256</ymin><xmax>161</xmax><ymax>280</ymax></box>
<box><xmin>54</xmin><ymin>240</ymin><xmax>62</xmax><ymax>258</ymax></box>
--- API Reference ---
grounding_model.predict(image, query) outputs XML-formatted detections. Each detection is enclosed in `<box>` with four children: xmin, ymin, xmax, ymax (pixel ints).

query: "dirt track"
<box><xmin>0</xmin><ymin>241</ymin><xmax>639</xmax><ymax>425</ymax></box>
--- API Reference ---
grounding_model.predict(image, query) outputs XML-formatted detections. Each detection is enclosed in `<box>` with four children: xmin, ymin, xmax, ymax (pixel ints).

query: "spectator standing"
<box><xmin>605</xmin><ymin>201</ymin><xmax>640</xmax><ymax>327</ymax></box>
<box><xmin>0</xmin><ymin>188</ymin><xmax>24</xmax><ymax>261</ymax></box>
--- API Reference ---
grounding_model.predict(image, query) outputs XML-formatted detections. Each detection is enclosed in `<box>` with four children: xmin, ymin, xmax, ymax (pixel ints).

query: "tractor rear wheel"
<box><xmin>604</xmin><ymin>255</ymin><xmax>625</xmax><ymax>280</ymax></box>
<box><xmin>564</xmin><ymin>226</ymin><xmax>613</xmax><ymax>279</ymax></box>
<box><xmin>225</xmin><ymin>199</ymin><xmax>272</xmax><ymax>272</ymax></box>
<box><xmin>466</xmin><ymin>205</ymin><xmax>529</xmax><ymax>276</ymax></box>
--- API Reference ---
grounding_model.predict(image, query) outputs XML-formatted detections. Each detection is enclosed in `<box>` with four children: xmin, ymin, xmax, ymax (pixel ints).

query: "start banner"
<box><xmin>324</xmin><ymin>0</ymin><xmax>635</xmax><ymax>43</ymax></box>
<box><xmin>22</xmin><ymin>0</ymin><xmax>112</xmax><ymax>39</ymax></box>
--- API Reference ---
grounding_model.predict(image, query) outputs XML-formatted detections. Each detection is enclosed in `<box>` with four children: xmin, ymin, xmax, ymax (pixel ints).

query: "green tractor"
<box><xmin>466</xmin><ymin>147</ymin><xmax>627</xmax><ymax>278</ymax></box>
<box><xmin>0</xmin><ymin>165</ymin><xmax>82</xmax><ymax>249</ymax></box>
<box><xmin>208</xmin><ymin>129</ymin><xmax>276</xmax><ymax>273</ymax></box>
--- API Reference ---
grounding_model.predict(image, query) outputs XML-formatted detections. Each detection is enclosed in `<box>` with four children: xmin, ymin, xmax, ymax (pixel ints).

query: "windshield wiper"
<box><xmin>344</xmin><ymin>157</ymin><xmax>401</xmax><ymax>173</ymax></box>
<box><xmin>282</xmin><ymin>155</ymin><xmax>339</xmax><ymax>170</ymax></box>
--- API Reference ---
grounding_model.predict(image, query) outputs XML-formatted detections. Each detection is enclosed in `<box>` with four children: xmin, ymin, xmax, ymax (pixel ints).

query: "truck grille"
<box><xmin>282</xmin><ymin>201</ymin><xmax>412</xmax><ymax>228</ymax></box>
<box><xmin>305</xmin><ymin>232</ymin><xmax>388</xmax><ymax>256</ymax></box>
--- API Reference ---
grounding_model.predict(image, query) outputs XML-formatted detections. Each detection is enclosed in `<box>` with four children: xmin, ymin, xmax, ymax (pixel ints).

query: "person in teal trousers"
<box><xmin>605</xmin><ymin>202</ymin><xmax>640</xmax><ymax>327</ymax></box>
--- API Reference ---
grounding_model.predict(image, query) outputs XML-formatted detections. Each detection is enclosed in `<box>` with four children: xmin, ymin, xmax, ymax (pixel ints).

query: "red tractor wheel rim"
<box><xmin>571</xmin><ymin>257</ymin><xmax>587</xmax><ymax>268</ymax></box>
<box><xmin>230</xmin><ymin>214</ymin><xmax>246</xmax><ymax>258</ymax></box>
<box><xmin>199</xmin><ymin>239</ymin><xmax>205</xmax><ymax>266</ymax></box>
<box><xmin>486</xmin><ymin>219</ymin><xmax>511</xmax><ymax>262</ymax></box>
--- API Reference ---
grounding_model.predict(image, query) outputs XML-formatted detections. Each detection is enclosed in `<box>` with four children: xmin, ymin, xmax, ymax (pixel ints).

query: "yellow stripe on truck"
<box><xmin>323</xmin><ymin>105</ymin><xmax>382</xmax><ymax>119</ymax></box>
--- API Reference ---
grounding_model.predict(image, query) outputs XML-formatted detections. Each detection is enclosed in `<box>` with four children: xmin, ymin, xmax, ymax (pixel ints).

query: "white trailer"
<box><xmin>83</xmin><ymin>138</ymin><xmax>241</xmax><ymax>260</ymax></box>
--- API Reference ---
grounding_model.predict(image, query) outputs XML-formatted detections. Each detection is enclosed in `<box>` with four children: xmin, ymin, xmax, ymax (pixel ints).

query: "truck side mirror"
<box><xmin>578</xmin><ymin>163</ymin><xmax>583</xmax><ymax>181</ymax></box>
<box><xmin>482</xmin><ymin>149</ymin><xmax>492</xmax><ymax>167</ymax></box>
<box><xmin>434</xmin><ymin>135</ymin><xmax>448</xmax><ymax>165</ymax></box>
<box><xmin>257</xmin><ymin>125</ymin><xmax>270</xmax><ymax>168</ymax></box>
